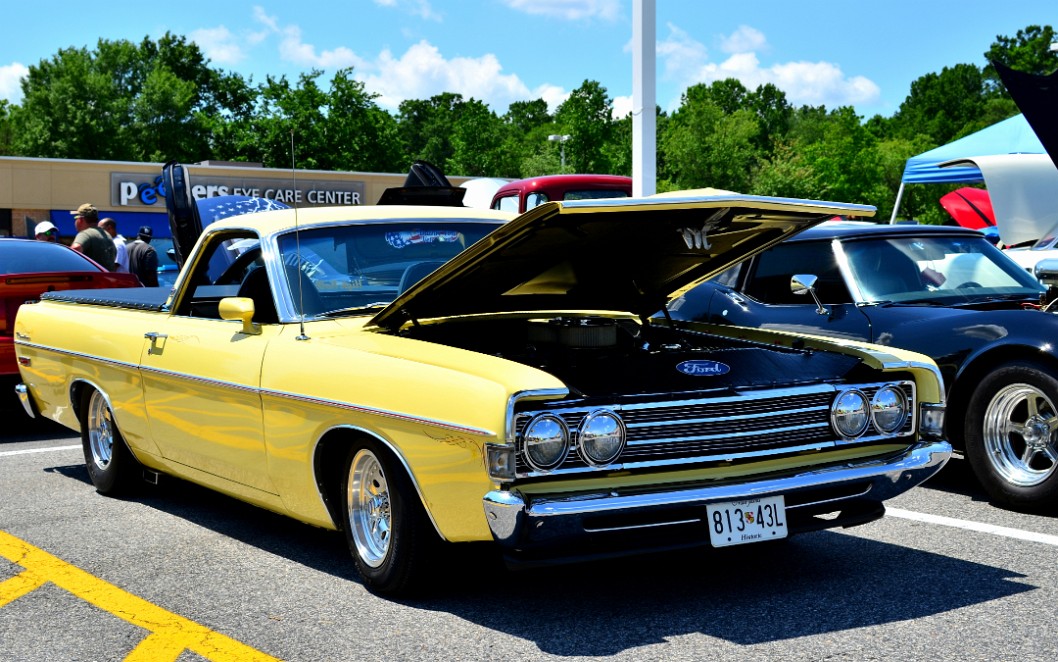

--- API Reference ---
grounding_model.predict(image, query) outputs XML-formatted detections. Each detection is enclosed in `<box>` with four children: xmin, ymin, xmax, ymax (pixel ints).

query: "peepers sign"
<box><xmin>110</xmin><ymin>173</ymin><xmax>365</xmax><ymax>208</ymax></box>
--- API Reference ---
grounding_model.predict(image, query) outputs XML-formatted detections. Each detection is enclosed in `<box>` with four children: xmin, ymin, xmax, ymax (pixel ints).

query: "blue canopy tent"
<box><xmin>890</xmin><ymin>113</ymin><xmax>1046</xmax><ymax>222</ymax></box>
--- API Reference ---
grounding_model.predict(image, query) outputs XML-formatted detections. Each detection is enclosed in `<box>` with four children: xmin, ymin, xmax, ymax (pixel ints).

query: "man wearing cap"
<box><xmin>70</xmin><ymin>203</ymin><xmax>117</xmax><ymax>270</ymax></box>
<box><xmin>98</xmin><ymin>217</ymin><xmax>129</xmax><ymax>272</ymax></box>
<box><xmin>34</xmin><ymin>221</ymin><xmax>59</xmax><ymax>242</ymax></box>
<box><xmin>127</xmin><ymin>225</ymin><xmax>159</xmax><ymax>286</ymax></box>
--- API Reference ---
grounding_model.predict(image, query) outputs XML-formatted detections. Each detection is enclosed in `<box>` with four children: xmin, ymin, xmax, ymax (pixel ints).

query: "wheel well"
<box><xmin>312</xmin><ymin>427</ymin><xmax>432</xmax><ymax>534</ymax></box>
<box><xmin>69</xmin><ymin>380</ymin><xmax>94</xmax><ymax>424</ymax></box>
<box><xmin>946</xmin><ymin>345</ymin><xmax>1058</xmax><ymax>450</ymax></box>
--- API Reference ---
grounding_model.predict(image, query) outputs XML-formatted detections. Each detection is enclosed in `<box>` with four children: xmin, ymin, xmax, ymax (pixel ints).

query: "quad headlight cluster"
<box><xmin>522</xmin><ymin>409</ymin><xmax>626</xmax><ymax>472</ymax></box>
<box><xmin>831</xmin><ymin>384</ymin><xmax>909</xmax><ymax>440</ymax></box>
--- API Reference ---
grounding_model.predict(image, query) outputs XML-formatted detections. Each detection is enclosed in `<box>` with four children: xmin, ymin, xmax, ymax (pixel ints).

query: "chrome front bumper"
<box><xmin>483</xmin><ymin>439</ymin><xmax>951</xmax><ymax>559</ymax></box>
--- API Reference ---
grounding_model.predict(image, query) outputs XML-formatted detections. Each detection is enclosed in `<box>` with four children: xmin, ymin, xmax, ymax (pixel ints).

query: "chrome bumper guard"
<box><xmin>483</xmin><ymin>440</ymin><xmax>951</xmax><ymax>552</ymax></box>
<box><xmin>14</xmin><ymin>384</ymin><xmax>36</xmax><ymax>419</ymax></box>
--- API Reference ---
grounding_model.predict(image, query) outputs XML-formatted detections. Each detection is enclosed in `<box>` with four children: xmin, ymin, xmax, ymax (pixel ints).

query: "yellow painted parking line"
<box><xmin>0</xmin><ymin>530</ymin><xmax>281</xmax><ymax>662</ymax></box>
<box><xmin>0</xmin><ymin>568</ymin><xmax>48</xmax><ymax>608</ymax></box>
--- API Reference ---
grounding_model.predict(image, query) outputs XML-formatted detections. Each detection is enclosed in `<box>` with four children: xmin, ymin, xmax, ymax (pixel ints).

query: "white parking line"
<box><xmin>888</xmin><ymin>507</ymin><xmax>1058</xmax><ymax>546</ymax></box>
<box><xmin>0</xmin><ymin>445</ymin><xmax>80</xmax><ymax>458</ymax></box>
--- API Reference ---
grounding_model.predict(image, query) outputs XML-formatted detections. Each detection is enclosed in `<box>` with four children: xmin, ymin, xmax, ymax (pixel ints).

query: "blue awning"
<box><xmin>901</xmin><ymin>114</ymin><xmax>1046</xmax><ymax>184</ymax></box>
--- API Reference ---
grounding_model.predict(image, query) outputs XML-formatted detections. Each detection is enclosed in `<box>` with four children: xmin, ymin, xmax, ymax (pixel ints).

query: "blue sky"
<box><xmin>2</xmin><ymin>1</ymin><xmax>1055</xmax><ymax>119</ymax></box>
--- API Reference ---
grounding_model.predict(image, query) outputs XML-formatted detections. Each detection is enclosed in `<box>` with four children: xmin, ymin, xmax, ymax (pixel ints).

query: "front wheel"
<box><xmin>964</xmin><ymin>361</ymin><xmax>1058</xmax><ymax>509</ymax></box>
<box><xmin>341</xmin><ymin>442</ymin><xmax>439</xmax><ymax>595</ymax></box>
<box><xmin>80</xmin><ymin>388</ymin><xmax>140</xmax><ymax>495</ymax></box>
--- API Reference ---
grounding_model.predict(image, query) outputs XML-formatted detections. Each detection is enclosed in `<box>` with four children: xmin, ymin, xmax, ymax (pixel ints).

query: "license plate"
<box><xmin>706</xmin><ymin>495</ymin><xmax>788</xmax><ymax>547</ymax></box>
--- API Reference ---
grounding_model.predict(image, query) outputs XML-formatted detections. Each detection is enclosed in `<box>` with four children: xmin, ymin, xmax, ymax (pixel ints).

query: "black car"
<box><xmin>667</xmin><ymin>221</ymin><xmax>1058</xmax><ymax>509</ymax></box>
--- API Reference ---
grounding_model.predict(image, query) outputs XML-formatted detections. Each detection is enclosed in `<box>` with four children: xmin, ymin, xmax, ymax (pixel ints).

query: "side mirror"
<box><xmin>219</xmin><ymin>297</ymin><xmax>261</xmax><ymax>335</ymax></box>
<box><xmin>791</xmin><ymin>274</ymin><xmax>829</xmax><ymax>316</ymax></box>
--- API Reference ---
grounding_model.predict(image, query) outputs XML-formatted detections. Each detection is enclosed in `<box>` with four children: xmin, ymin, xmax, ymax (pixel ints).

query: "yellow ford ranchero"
<box><xmin>14</xmin><ymin>189</ymin><xmax>951</xmax><ymax>595</ymax></box>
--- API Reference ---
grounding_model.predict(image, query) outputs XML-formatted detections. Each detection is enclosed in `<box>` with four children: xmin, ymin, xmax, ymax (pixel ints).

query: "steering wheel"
<box><xmin>955</xmin><ymin>281</ymin><xmax>982</xmax><ymax>289</ymax></box>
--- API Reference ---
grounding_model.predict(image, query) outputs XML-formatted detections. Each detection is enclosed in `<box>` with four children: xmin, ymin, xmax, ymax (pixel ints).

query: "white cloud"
<box><xmin>659</xmin><ymin>24</ymin><xmax>880</xmax><ymax>111</ymax></box>
<box><xmin>657</xmin><ymin>23</ymin><xmax>708</xmax><ymax>85</ymax></box>
<box><xmin>206</xmin><ymin>7</ymin><xmax>565</xmax><ymax>113</ymax></box>
<box><xmin>612</xmin><ymin>94</ymin><xmax>633</xmax><ymax>118</ymax></box>
<box><xmin>502</xmin><ymin>0</ymin><xmax>621</xmax><ymax>21</ymax></box>
<box><xmin>372</xmin><ymin>0</ymin><xmax>442</xmax><ymax>21</ymax></box>
<box><xmin>719</xmin><ymin>25</ymin><xmax>766</xmax><ymax>54</ymax></box>
<box><xmin>279</xmin><ymin>25</ymin><xmax>363</xmax><ymax>70</ymax></box>
<box><xmin>189</xmin><ymin>26</ymin><xmax>247</xmax><ymax>66</ymax></box>
<box><xmin>356</xmin><ymin>40</ymin><xmax>542</xmax><ymax>112</ymax></box>
<box><xmin>1</xmin><ymin>62</ymin><xmax>28</xmax><ymax>104</ymax></box>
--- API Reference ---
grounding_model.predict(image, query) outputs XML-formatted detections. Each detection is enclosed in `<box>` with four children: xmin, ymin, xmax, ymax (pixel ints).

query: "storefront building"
<box><xmin>0</xmin><ymin>157</ymin><xmax>465</xmax><ymax>242</ymax></box>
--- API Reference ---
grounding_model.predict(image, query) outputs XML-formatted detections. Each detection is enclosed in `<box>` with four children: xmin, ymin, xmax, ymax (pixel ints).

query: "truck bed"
<box><xmin>40</xmin><ymin>287</ymin><xmax>170</xmax><ymax>311</ymax></box>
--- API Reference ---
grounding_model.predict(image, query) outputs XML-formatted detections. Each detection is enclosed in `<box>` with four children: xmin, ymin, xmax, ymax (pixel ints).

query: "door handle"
<box><xmin>144</xmin><ymin>332</ymin><xmax>168</xmax><ymax>355</ymax></box>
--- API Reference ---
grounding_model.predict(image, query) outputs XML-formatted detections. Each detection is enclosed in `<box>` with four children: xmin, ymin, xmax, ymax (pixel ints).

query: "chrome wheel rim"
<box><xmin>983</xmin><ymin>383</ymin><xmax>1058</xmax><ymax>487</ymax></box>
<box><xmin>86</xmin><ymin>391</ymin><xmax>115</xmax><ymax>470</ymax></box>
<box><xmin>346</xmin><ymin>450</ymin><xmax>391</xmax><ymax>568</ymax></box>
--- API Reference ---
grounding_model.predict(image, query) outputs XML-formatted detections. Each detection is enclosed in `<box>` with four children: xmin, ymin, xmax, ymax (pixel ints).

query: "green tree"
<box><xmin>323</xmin><ymin>69</ymin><xmax>401</xmax><ymax>172</ymax></box>
<box><xmin>0</xmin><ymin>100</ymin><xmax>12</xmax><ymax>155</ymax></box>
<box><xmin>660</xmin><ymin>83</ymin><xmax>761</xmax><ymax>192</ymax></box>
<box><xmin>445</xmin><ymin>98</ymin><xmax>505</xmax><ymax>176</ymax></box>
<box><xmin>891</xmin><ymin>64</ymin><xmax>992</xmax><ymax>146</ymax></box>
<box><xmin>9</xmin><ymin>33</ymin><xmax>247</xmax><ymax>162</ymax></box>
<box><xmin>752</xmin><ymin>106</ymin><xmax>884</xmax><ymax>209</ymax></box>
<box><xmin>553</xmin><ymin>80</ymin><xmax>615</xmax><ymax>173</ymax></box>
<box><xmin>983</xmin><ymin>24</ymin><xmax>1058</xmax><ymax>93</ymax></box>
<box><xmin>397</xmin><ymin>92</ymin><xmax>466</xmax><ymax>169</ymax></box>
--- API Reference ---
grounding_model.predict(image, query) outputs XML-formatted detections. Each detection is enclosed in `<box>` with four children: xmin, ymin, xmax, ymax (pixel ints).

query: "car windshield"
<box><xmin>842</xmin><ymin>235</ymin><xmax>1045</xmax><ymax>303</ymax></box>
<box><xmin>275</xmin><ymin>219</ymin><xmax>502</xmax><ymax>315</ymax></box>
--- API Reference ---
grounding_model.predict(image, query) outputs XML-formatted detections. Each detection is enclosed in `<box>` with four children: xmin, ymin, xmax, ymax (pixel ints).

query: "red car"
<box><xmin>490</xmin><ymin>174</ymin><xmax>632</xmax><ymax>213</ymax></box>
<box><xmin>1</xmin><ymin>239</ymin><xmax>141</xmax><ymax>387</ymax></box>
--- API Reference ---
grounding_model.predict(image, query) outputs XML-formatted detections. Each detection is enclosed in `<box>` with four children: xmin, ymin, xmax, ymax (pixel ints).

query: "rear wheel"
<box><xmin>341</xmin><ymin>441</ymin><xmax>438</xmax><ymax>595</ymax></box>
<box><xmin>964</xmin><ymin>361</ymin><xmax>1058</xmax><ymax>509</ymax></box>
<box><xmin>80</xmin><ymin>388</ymin><xmax>140</xmax><ymax>495</ymax></box>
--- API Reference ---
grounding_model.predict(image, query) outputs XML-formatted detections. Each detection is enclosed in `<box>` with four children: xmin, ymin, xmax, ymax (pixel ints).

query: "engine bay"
<box><xmin>401</xmin><ymin>315</ymin><xmax>864</xmax><ymax>398</ymax></box>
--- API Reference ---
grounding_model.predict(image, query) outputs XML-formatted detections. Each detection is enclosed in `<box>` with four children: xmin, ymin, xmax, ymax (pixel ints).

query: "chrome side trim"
<box><xmin>19</xmin><ymin>341</ymin><xmax>495</xmax><ymax>437</ymax></box>
<box><xmin>267</xmin><ymin>390</ymin><xmax>495</xmax><ymax>437</ymax></box>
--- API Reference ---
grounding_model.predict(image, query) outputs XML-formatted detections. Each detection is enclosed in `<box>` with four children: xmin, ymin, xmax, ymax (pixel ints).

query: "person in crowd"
<box><xmin>70</xmin><ymin>203</ymin><xmax>117</xmax><ymax>270</ymax></box>
<box><xmin>98</xmin><ymin>217</ymin><xmax>129</xmax><ymax>272</ymax></box>
<box><xmin>126</xmin><ymin>225</ymin><xmax>159</xmax><ymax>287</ymax></box>
<box><xmin>34</xmin><ymin>221</ymin><xmax>59</xmax><ymax>242</ymax></box>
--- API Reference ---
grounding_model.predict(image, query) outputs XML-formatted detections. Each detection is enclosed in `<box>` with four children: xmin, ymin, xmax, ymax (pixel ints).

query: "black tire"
<box><xmin>340</xmin><ymin>441</ymin><xmax>439</xmax><ymax>595</ymax></box>
<box><xmin>964</xmin><ymin>361</ymin><xmax>1058</xmax><ymax>509</ymax></box>
<box><xmin>80</xmin><ymin>388</ymin><xmax>140</xmax><ymax>495</ymax></box>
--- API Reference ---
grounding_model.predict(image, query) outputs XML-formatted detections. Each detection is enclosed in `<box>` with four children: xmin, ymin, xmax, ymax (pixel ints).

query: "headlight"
<box><xmin>577</xmin><ymin>410</ymin><xmax>626</xmax><ymax>466</ymax></box>
<box><xmin>832</xmin><ymin>389</ymin><xmax>869</xmax><ymax>438</ymax></box>
<box><xmin>522</xmin><ymin>414</ymin><xmax>569</xmax><ymax>471</ymax></box>
<box><xmin>871</xmin><ymin>385</ymin><xmax>907</xmax><ymax>434</ymax></box>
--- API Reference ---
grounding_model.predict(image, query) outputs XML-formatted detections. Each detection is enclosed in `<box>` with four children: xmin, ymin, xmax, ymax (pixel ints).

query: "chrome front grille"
<box><xmin>513</xmin><ymin>382</ymin><xmax>915</xmax><ymax>477</ymax></box>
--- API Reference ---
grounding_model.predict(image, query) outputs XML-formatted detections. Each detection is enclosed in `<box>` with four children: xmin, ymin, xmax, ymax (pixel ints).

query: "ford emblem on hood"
<box><xmin>677</xmin><ymin>360</ymin><xmax>731</xmax><ymax>376</ymax></box>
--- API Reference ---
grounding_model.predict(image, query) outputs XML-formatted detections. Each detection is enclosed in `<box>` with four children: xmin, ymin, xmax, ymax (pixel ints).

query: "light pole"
<box><xmin>548</xmin><ymin>134</ymin><xmax>570</xmax><ymax>171</ymax></box>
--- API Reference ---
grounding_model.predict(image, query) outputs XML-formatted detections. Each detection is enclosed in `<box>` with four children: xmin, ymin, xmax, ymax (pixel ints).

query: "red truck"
<box><xmin>490</xmin><ymin>174</ymin><xmax>632</xmax><ymax>213</ymax></box>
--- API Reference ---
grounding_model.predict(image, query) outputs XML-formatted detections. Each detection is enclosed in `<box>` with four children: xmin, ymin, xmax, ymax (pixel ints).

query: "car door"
<box><xmin>707</xmin><ymin>240</ymin><xmax>874</xmax><ymax>341</ymax></box>
<box><xmin>139</xmin><ymin>230</ymin><xmax>280</xmax><ymax>494</ymax></box>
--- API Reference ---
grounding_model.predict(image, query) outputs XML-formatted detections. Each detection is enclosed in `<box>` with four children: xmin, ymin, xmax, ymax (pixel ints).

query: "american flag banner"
<box><xmin>384</xmin><ymin>230</ymin><xmax>464</xmax><ymax>249</ymax></box>
<box><xmin>199</xmin><ymin>195</ymin><xmax>290</xmax><ymax>222</ymax></box>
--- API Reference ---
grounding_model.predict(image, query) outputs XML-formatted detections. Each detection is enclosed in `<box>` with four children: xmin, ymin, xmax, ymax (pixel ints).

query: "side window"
<box><xmin>173</xmin><ymin>232</ymin><xmax>261</xmax><ymax>318</ymax></box>
<box><xmin>744</xmin><ymin>242</ymin><xmax>851</xmax><ymax>304</ymax></box>
<box><xmin>525</xmin><ymin>192</ymin><xmax>549</xmax><ymax>210</ymax></box>
<box><xmin>494</xmin><ymin>195</ymin><xmax>519</xmax><ymax>213</ymax></box>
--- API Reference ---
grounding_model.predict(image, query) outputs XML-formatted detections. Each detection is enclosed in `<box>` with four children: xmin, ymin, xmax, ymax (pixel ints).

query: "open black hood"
<box><xmin>369</xmin><ymin>192</ymin><xmax>875</xmax><ymax>331</ymax></box>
